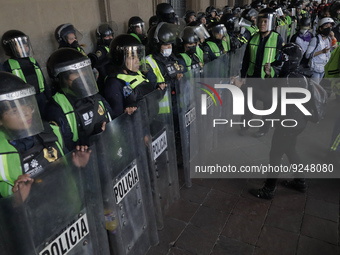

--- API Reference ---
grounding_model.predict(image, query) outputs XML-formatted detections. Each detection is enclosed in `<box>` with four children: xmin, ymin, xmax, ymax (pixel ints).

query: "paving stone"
<box><xmin>191</xmin><ymin>178</ymin><xmax>219</xmax><ymax>188</ymax></box>
<box><xmin>213</xmin><ymin>179</ymin><xmax>247</xmax><ymax>195</ymax></box>
<box><xmin>211</xmin><ymin>235</ymin><xmax>254</xmax><ymax>255</ymax></box>
<box><xmin>297</xmin><ymin>235</ymin><xmax>339</xmax><ymax>255</ymax></box>
<box><xmin>167</xmin><ymin>247</ymin><xmax>195</xmax><ymax>255</ymax></box>
<box><xmin>257</xmin><ymin>225</ymin><xmax>299</xmax><ymax>255</ymax></box>
<box><xmin>180</xmin><ymin>183</ymin><xmax>211</xmax><ymax>204</ymax></box>
<box><xmin>190</xmin><ymin>205</ymin><xmax>229</xmax><ymax>234</ymax></box>
<box><xmin>305</xmin><ymin>197</ymin><xmax>339</xmax><ymax>222</ymax></box>
<box><xmin>147</xmin><ymin>217</ymin><xmax>187</xmax><ymax>254</ymax></box>
<box><xmin>222</xmin><ymin>214</ymin><xmax>263</xmax><ymax>245</ymax></box>
<box><xmin>301</xmin><ymin>214</ymin><xmax>338</xmax><ymax>245</ymax></box>
<box><xmin>203</xmin><ymin>189</ymin><xmax>239</xmax><ymax>212</ymax></box>
<box><xmin>232</xmin><ymin>197</ymin><xmax>270</xmax><ymax>221</ymax></box>
<box><xmin>165</xmin><ymin>198</ymin><xmax>200</xmax><ymax>223</ymax></box>
<box><xmin>265</xmin><ymin>205</ymin><xmax>304</xmax><ymax>233</ymax></box>
<box><xmin>271</xmin><ymin>187</ymin><xmax>307</xmax><ymax>212</ymax></box>
<box><xmin>175</xmin><ymin>224</ymin><xmax>218</xmax><ymax>255</ymax></box>
<box><xmin>307</xmin><ymin>183</ymin><xmax>339</xmax><ymax>205</ymax></box>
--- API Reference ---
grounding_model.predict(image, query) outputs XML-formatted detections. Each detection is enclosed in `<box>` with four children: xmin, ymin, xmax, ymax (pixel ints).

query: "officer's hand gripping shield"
<box><xmin>0</xmin><ymin>86</ymin><xmax>43</xmax><ymax>140</ymax></box>
<box><xmin>57</xmin><ymin>59</ymin><xmax>99</xmax><ymax>99</ymax></box>
<box><xmin>0</xmin><ymin>149</ymin><xmax>110</xmax><ymax>255</ymax></box>
<box><xmin>90</xmin><ymin>109</ymin><xmax>158</xmax><ymax>255</ymax></box>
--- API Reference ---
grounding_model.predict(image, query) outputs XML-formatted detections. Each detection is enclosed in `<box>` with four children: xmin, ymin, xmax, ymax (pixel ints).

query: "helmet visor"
<box><xmin>6</xmin><ymin>36</ymin><xmax>33</xmax><ymax>58</ymax></box>
<box><xmin>130</xmin><ymin>22</ymin><xmax>146</xmax><ymax>36</ymax></box>
<box><xmin>194</xmin><ymin>24</ymin><xmax>210</xmax><ymax>40</ymax></box>
<box><xmin>0</xmin><ymin>89</ymin><xmax>43</xmax><ymax>140</ymax></box>
<box><xmin>58</xmin><ymin>24</ymin><xmax>83</xmax><ymax>43</ymax></box>
<box><xmin>122</xmin><ymin>45</ymin><xmax>147</xmax><ymax>73</ymax></box>
<box><xmin>290</xmin><ymin>8</ymin><xmax>296</xmax><ymax>16</ymax></box>
<box><xmin>59</xmin><ymin>60</ymin><xmax>98</xmax><ymax>98</ymax></box>
<box><xmin>257</xmin><ymin>13</ymin><xmax>276</xmax><ymax>31</ymax></box>
<box><xmin>239</xmin><ymin>17</ymin><xmax>253</xmax><ymax>27</ymax></box>
<box><xmin>211</xmin><ymin>24</ymin><xmax>227</xmax><ymax>38</ymax></box>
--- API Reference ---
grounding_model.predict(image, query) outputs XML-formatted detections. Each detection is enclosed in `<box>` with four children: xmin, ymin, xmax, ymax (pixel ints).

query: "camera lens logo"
<box><xmin>197</xmin><ymin>82</ymin><xmax>222</xmax><ymax>115</ymax></box>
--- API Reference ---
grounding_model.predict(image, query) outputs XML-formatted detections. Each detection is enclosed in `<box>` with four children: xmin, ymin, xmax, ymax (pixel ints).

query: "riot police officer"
<box><xmin>156</xmin><ymin>3</ymin><xmax>176</xmax><ymax>24</ymax></box>
<box><xmin>249</xmin><ymin>43</ymin><xmax>309</xmax><ymax>199</ymax></box>
<box><xmin>178</xmin><ymin>26</ymin><xmax>204</xmax><ymax>71</ymax></box>
<box><xmin>54</xmin><ymin>23</ymin><xmax>87</xmax><ymax>56</ymax></box>
<box><xmin>45</xmin><ymin>48</ymin><xmax>112</xmax><ymax>151</ymax></box>
<box><xmin>185</xmin><ymin>10</ymin><xmax>196</xmax><ymax>25</ymax></box>
<box><xmin>104</xmin><ymin>34</ymin><xmax>155</xmax><ymax>118</ymax></box>
<box><xmin>240</xmin><ymin>8</ymin><xmax>259</xmax><ymax>43</ymax></box>
<box><xmin>146</xmin><ymin>22</ymin><xmax>185</xmax><ymax>94</ymax></box>
<box><xmin>219</xmin><ymin>13</ymin><xmax>244</xmax><ymax>49</ymax></box>
<box><xmin>127</xmin><ymin>16</ymin><xmax>148</xmax><ymax>45</ymax></box>
<box><xmin>88</xmin><ymin>23</ymin><xmax>115</xmax><ymax>94</ymax></box>
<box><xmin>203</xmin><ymin>22</ymin><xmax>231</xmax><ymax>61</ymax></box>
<box><xmin>206</xmin><ymin>6</ymin><xmax>218</xmax><ymax>24</ymax></box>
<box><xmin>2</xmin><ymin>30</ymin><xmax>50</xmax><ymax>114</ymax></box>
<box><xmin>239</xmin><ymin>8</ymin><xmax>284</xmax><ymax>137</ymax></box>
<box><xmin>0</xmin><ymin>72</ymin><xmax>65</xmax><ymax>198</ymax></box>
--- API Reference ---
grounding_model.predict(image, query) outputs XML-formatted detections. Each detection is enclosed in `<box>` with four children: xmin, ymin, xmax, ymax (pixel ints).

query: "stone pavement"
<box><xmin>146</xmin><ymin>96</ymin><xmax>340</xmax><ymax>255</ymax></box>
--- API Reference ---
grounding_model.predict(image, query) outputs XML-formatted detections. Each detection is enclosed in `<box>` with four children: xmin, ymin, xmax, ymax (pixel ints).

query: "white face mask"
<box><xmin>300</xmin><ymin>29</ymin><xmax>308</xmax><ymax>35</ymax></box>
<box><xmin>161</xmin><ymin>48</ymin><xmax>172</xmax><ymax>57</ymax></box>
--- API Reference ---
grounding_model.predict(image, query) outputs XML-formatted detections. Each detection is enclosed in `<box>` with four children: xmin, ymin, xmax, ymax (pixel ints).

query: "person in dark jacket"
<box><xmin>249</xmin><ymin>43</ymin><xmax>309</xmax><ymax>199</ymax></box>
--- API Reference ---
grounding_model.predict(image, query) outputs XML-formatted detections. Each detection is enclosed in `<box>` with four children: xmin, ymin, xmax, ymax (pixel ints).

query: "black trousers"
<box><xmin>265</xmin><ymin>126</ymin><xmax>306</xmax><ymax>190</ymax></box>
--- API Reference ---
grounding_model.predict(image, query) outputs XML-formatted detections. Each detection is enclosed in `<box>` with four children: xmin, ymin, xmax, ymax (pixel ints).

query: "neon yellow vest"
<box><xmin>247</xmin><ymin>32</ymin><xmax>279</xmax><ymax>79</ymax></box>
<box><xmin>0</xmin><ymin>125</ymin><xmax>64</xmax><ymax>197</ymax></box>
<box><xmin>206</xmin><ymin>38</ymin><xmax>230</xmax><ymax>57</ymax></box>
<box><xmin>52</xmin><ymin>93</ymin><xmax>111</xmax><ymax>142</ymax></box>
<box><xmin>245</xmin><ymin>25</ymin><xmax>259</xmax><ymax>36</ymax></box>
<box><xmin>146</xmin><ymin>55</ymin><xmax>165</xmax><ymax>83</ymax></box>
<box><xmin>116</xmin><ymin>71</ymin><xmax>149</xmax><ymax>89</ymax></box>
<box><xmin>8</xmin><ymin>58</ymin><xmax>45</xmax><ymax>93</ymax></box>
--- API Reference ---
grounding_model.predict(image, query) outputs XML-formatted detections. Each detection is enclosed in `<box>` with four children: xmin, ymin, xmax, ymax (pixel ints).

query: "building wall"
<box><xmin>0</xmin><ymin>0</ymin><xmax>154</xmax><ymax>79</ymax></box>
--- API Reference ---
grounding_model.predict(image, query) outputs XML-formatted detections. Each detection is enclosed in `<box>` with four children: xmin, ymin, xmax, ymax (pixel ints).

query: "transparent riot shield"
<box><xmin>0</xmin><ymin>149</ymin><xmax>110</xmax><ymax>255</ymax></box>
<box><xmin>90</xmin><ymin>110</ymin><xmax>158</xmax><ymax>255</ymax></box>
<box><xmin>175</xmin><ymin>68</ymin><xmax>200</xmax><ymax>187</ymax></box>
<box><xmin>289</xmin><ymin>20</ymin><xmax>297</xmax><ymax>42</ymax></box>
<box><xmin>138</xmin><ymin>89</ymin><xmax>180</xmax><ymax>230</ymax></box>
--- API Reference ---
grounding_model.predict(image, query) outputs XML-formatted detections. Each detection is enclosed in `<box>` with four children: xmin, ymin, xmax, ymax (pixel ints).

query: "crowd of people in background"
<box><xmin>0</xmin><ymin>0</ymin><xmax>340</xmax><ymax>200</ymax></box>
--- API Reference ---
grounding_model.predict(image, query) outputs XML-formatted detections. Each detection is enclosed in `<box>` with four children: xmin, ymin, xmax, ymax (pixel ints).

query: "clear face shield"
<box><xmin>194</xmin><ymin>24</ymin><xmax>210</xmax><ymax>42</ymax></box>
<box><xmin>257</xmin><ymin>14</ymin><xmax>276</xmax><ymax>32</ymax></box>
<box><xmin>211</xmin><ymin>24</ymin><xmax>227</xmax><ymax>40</ymax></box>
<box><xmin>239</xmin><ymin>17</ymin><xmax>253</xmax><ymax>27</ymax></box>
<box><xmin>5</xmin><ymin>36</ymin><xmax>34</xmax><ymax>58</ymax></box>
<box><xmin>130</xmin><ymin>22</ymin><xmax>146</xmax><ymax>36</ymax></box>
<box><xmin>122</xmin><ymin>45</ymin><xmax>147</xmax><ymax>73</ymax></box>
<box><xmin>58</xmin><ymin>24</ymin><xmax>83</xmax><ymax>44</ymax></box>
<box><xmin>57</xmin><ymin>59</ymin><xmax>99</xmax><ymax>99</ymax></box>
<box><xmin>0</xmin><ymin>87</ymin><xmax>43</xmax><ymax>140</ymax></box>
<box><xmin>290</xmin><ymin>8</ymin><xmax>296</xmax><ymax>16</ymax></box>
<box><xmin>276</xmin><ymin>7</ymin><xmax>284</xmax><ymax>17</ymax></box>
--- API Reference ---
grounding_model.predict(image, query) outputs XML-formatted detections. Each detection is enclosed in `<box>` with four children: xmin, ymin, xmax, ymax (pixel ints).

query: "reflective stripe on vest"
<box><xmin>8</xmin><ymin>58</ymin><xmax>45</xmax><ymax>93</ymax></box>
<box><xmin>146</xmin><ymin>55</ymin><xmax>165</xmax><ymax>83</ymax></box>
<box><xmin>247</xmin><ymin>32</ymin><xmax>278</xmax><ymax>79</ymax></box>
<box><xmin>179</xmin><ymin>53</ymin><xmax>203</xmax><ymax>70</ymax></box>
<box><xmin>117</xmin><ymin>71</ymin><xmax>149</xmax><ymax>89</ymax></box>
<box><xmin>53</xmin><ymin>93</ymin><xmax>79</xmax><ymax>142</ymax></box>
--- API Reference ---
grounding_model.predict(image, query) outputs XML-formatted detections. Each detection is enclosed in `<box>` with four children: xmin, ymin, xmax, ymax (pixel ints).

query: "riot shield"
<box><xmin>138</xmin><ymin>89</ymin><xmax>180</xmax><ymax>230</ymax></box>
<box><xmin>0</xmin><ymin>149</ymin><xmax>110</xmax><ymax>255</ymax></box>
<box><xmin>289</xmin><ymin>20</ymin><xmax>297</xmax><ymax>42</ymax></box>
<box><xmin>90</xmin><ymin>110</ymin><xmax>159</xmax><ymax>255</ymax></box>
